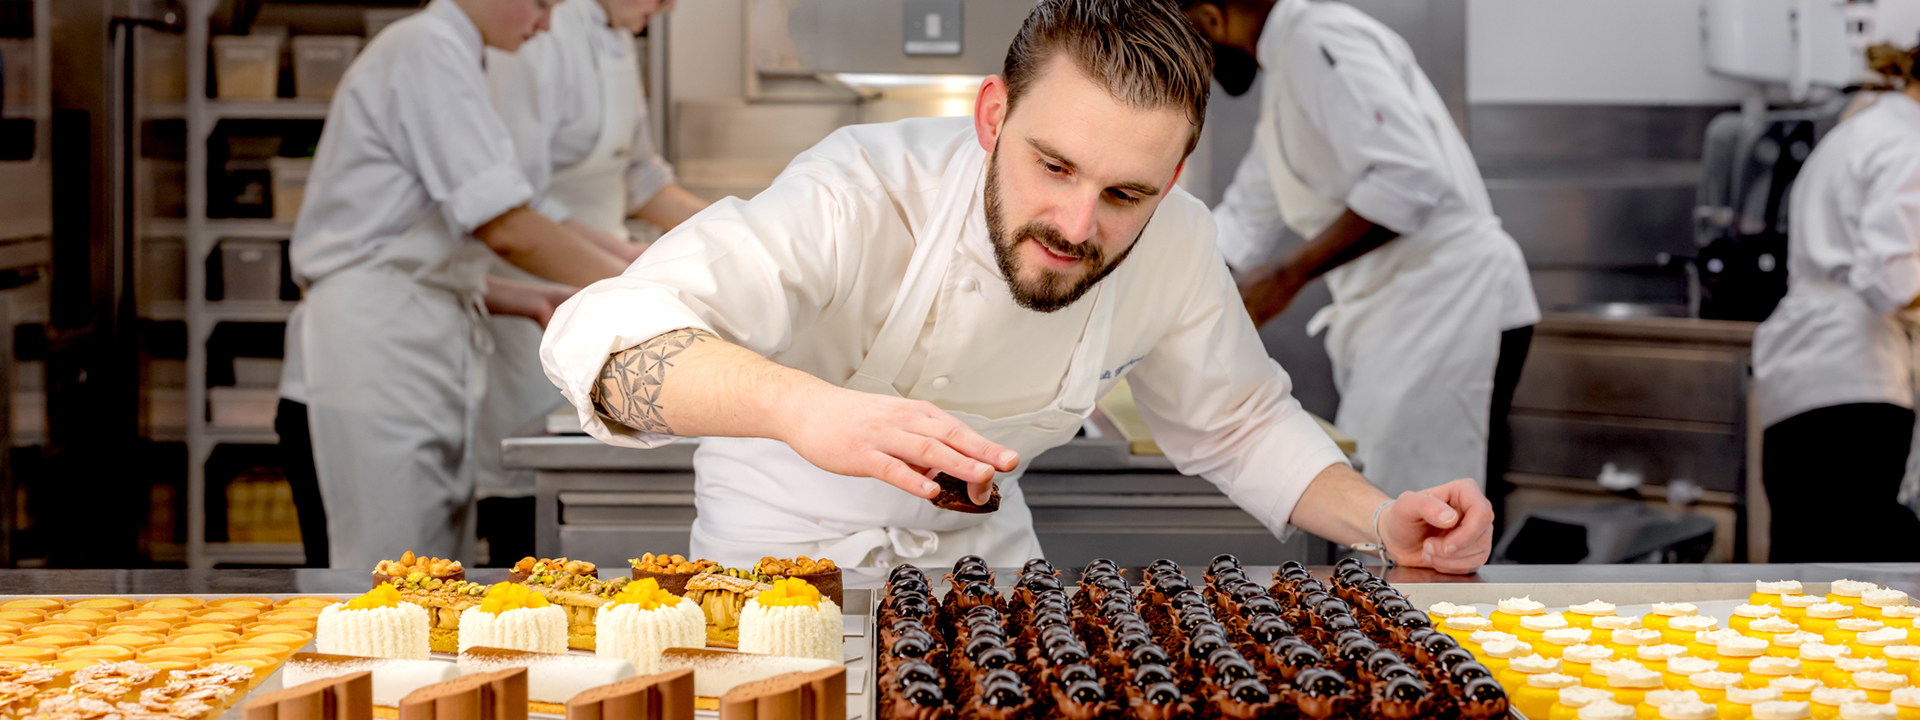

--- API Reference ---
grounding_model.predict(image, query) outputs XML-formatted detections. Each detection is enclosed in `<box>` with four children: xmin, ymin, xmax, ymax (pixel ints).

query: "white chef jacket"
<box><xmin>280</xmin><ymin>0</ymin><xmax>535</xmax><ymax>402</ymax></box>
<box><xmin>1212</xmin><ymin>0</ymin><xmax>1536</xmax><ymax>332</ymax></box>
<box><xmin>487</xmin><ymin>0</ymin><xmax>675</xmax><ymax>223</ymax></box>
<box><xmin>1753</xmin><ymin>92</ymin><xmax>1920</xmax><ymax>429</ymax></box>
<box><xmin>542</xmin><ymin>116</ymin><xmax>1353</xmax><ymax>540</ymax></box>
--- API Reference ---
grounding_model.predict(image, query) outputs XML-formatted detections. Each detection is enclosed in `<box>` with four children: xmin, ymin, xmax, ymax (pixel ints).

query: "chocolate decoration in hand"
<box><xmin>929</xmin><ymin>473</ymin><xmax>1001</xmax><ymax>513</ymax></box>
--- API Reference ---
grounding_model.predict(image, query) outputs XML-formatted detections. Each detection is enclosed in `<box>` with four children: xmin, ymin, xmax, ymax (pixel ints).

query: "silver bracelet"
<box><xmin>1350</xmin><ymin>498</ymin><xmax>1396</xmax><ymax>574</ymax></box>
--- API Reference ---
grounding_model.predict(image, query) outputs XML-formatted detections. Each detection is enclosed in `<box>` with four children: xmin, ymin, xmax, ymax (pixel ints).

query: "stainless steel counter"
<box><xmin>501</xmin><ymin>434</ymin><xmax>1324</xmax><ymax>569</ymax></box>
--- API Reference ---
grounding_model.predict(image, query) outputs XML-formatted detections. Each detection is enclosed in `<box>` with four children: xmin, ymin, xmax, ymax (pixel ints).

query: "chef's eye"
<box><xmin>1041</xmin><ymin>160</ymin><xmax>1067</xmax><ymax>176</ymax></box>
<box><xmin>1106</xmin><ymin>188</ymin><xmax>1142</xmax><ymax>205</ymax></box>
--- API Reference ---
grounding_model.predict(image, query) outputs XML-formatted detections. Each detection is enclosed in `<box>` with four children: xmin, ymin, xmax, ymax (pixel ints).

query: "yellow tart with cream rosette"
<box><xmin>1493</xmin><ymin>597</ymin><xmax>1548</xmax><ymax>633</ymax></box>
<box><xmin>1889</xmin><ymin>687</ymin><xmax>1920</xmax><ymax>720</ymax></box>
<box><xmin>1830</xmin><ymin>581</ymin><xmax>1881</xmax><ymax>609</ymax></box>
<box><xmin>1516</xmin><ymin>672</ymin><xmax>1582</xmax><ymax>719</ymax></box>
<box><xmin>1721</xmin><ymin>687</ymin><xmax>1786</xmax><ymax>720</ymax></box>
<box><xmin>1567</xmin><ymin>601</ymin><xmax>1618</xmax><ymax>630</ymax></box>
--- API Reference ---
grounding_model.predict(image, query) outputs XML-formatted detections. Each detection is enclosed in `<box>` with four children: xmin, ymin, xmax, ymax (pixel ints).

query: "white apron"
<box><xmin>689</xmin><ymin>141</ymin><xmax>1113</xmax><ymax>570</ymax></box>
<box><xmin>475</xmin><ymin>26</ymin><xmax>641</xmax><ymax>498</ymax></box>
<box><xmin>298</xmin><ymin>213</ymin><xmax>495</xmax><ymax>569</ymax></box>
<box><xmin>1255</xmin><ymin>0</ymin><xmax>1509</xmax><ymax>496</ymax></box>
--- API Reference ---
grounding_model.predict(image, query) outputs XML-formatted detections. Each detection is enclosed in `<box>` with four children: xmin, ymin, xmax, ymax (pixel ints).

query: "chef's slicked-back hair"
<box><xmin>1002</xmin><ymin>0</ymin><xmax>1214</xmax><ymax>155</ymax></box>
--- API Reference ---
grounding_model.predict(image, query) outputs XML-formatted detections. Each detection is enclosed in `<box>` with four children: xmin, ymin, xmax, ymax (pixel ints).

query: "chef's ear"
<box><xmin>1168</xmin><ymin>160</ymin><xmax>1186</xmax><ymax>191</ymax></box>
<box><xmin>974</xmin><ymin>75</ymin><xmax>1010</xmax><ymax>153</ymax></box>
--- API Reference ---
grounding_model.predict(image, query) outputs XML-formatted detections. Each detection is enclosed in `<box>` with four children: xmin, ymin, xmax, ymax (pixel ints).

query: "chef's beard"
<box><xmin>1212</xmin><ymin>43</ymin><xmax>1258</xmax><ymax>97</ymax></box>
<box><xmin>983</xmin><ymin>148</ymin><xmax>1138</xmax><ymax>313</ymax></box>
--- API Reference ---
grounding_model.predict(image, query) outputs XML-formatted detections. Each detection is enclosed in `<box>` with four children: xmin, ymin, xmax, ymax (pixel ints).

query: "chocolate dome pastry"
<box><xmin>1050</xmin><ymin>678</ymin><xmax>1118</xmax><ymax>720</ymax></box>
<box><xmin>1185</xmin><ymin>632</ymin><xmax>1231</xmax><ymax>670</ymax></box>
<box><xmin>971</xmin><ymin>646</ymin><xmax>1017</xmax><ymax>674</ymax></box>
<box><xmin>930</xmin><ymin>473</ymin><xmax>1001</xmax><ymax>513</ymax></box>
<box><xmin>1132</xmin><ymin>663</ymin><xmax>1175</xmax><ymax>689</ymax></box>
<box><xmin>883</xmin><ymin>593</ymin><xmax>936</xmax><ymax>627</ymax></box>
<box><xmin>1021</xmin><ymin>558</ymin><xmax>1056</xmax><ymax>576</ymax></box>
<box><xmin>1447</xmin><ymin>661</ymin><xmax>1495</xmax><ymax>698</ymax></box>
<box><xmin>1275</xmin><ymin>641</ymin><xmax>1327</xmax><ymax>683</ymax></box>
<box><xmin>958</xmin><ymin>635</ymin><xmax>1006</xmax><ymax>669</ymax></box>
<box><xmin>1044</xmin><ymin>641</ymin><xmax>1091</xmax><ymax>672</ymax></box>
<box><xmin>1055</xmin><ymin>663</ymin><xmax>1100</xmax><ymax>687</ymax></box>
<box><xmin>1360</xmin><ymin>649</ymin><xmax>1406</xmax><ymax>683</ymax></box>
<box><xmin>965</xmin><ymin>669</ymin><xmax>1033</xmax><ymax>720</ymax></box>
<box><xmin>1128</xmin><ymin>644</ymin><xmax>1172</xmax><ymax>672</ymax></box>
<box><xmin>891</xmin><ymin>634</ymin><xmax>939</xmax><ymax>668</ymax></box>
<box><xmin>888</xmin><ymin>658</ymin><xmax>947</xmax><ymax>693</ymax></box>
<box><xmin>1238</xmin><ymin>595</ymin><xmax>1281</xmax><ymax>622</ymax></box>
<box><xmin>943</xmin><ymin>581</ymin><xmax>1001</xmax><ymax>628</ymax></box>
<box><xmin>891</xmin><ymin>564</ymin><xmax>929</xmax><ymax>585</ymax></box>
<box><xmin>1288</xmin><ymin>668</ymin><xmax>1359</xmax><ymax>720</ymax></box>
<box><xmin>1374</xmin><ymin>597</ymin><xmax>1414</xmax><ymax>620</ymax></box>
<box><xmin>1432</xmin><ymin>647</ymin><xmax>1478</xmax><ymax>675</ymax></box>
<box><xmin>964</xmin><ymin>620</ymin><xmax>1008</xmax><ymax>646</ymax></box>
<box><xmin>1126</xmin><ymin>680</ymin><xmax>1193</xmax><ymax>720</ymax></box>
<box><xmin>1414</xmin><ymin>630</ymin><xmax>1458</xmax><ymax>665</ymax></box>
<box><xmin>1209</xmin><ymin>677</ymin><xmax>1279</xmax><ymax>720</ymax></box>
<box><xmin>948</xmin><ymin>563</ymin><xmax>994</xmax><ymax>588</ymax></box>
<box><xmin>1205</xmin><ymin>651</ymin><xmax>1260</xmax><ymax>687</ymax></box>
<box><xmin>886</xmin><ymin>680</ymin><xmax>954</xmax><ymax>720</ymax></box>
<box><xmin>1456</xmin><ymin>676</ymin><xmax>1511</xmax><ymax>720</ymax></box>
<box><xmin>1246</xmin><ymin>615</ymin><xmax>1293</xmax><ymax>647</ymax></box>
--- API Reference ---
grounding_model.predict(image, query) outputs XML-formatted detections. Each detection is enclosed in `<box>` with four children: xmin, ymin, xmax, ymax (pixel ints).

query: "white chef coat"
<box><xmin>1210</xmin><ymin>0</ymin><xmax>1538</xmax><ymax>498</ymax></box>
<box><xmin>542</xmin><ymin>116</ymin><xmax>1352</xmax><ymax>567</ymax></box>
<box><xmin>1753</xmin><ymin>91</ymin><xmax>1920</xmax><ymax>429</ymax></box>
<box><xmin>488</xmin><ymin>0</ymin><xmax>675</xmax><ymax>227</ymax></box>
<box><xmin>280</xmin><ymin>0</ymin><xmax>534</xmax><ymax>568</ymax></box>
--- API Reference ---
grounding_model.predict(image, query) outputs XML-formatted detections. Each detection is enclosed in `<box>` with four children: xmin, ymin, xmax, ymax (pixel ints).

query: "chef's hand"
<box><xmin>1379</xmin><ymin>479</ymin><xmax>1496</xmax><ymax>574</ymax></box>
<box><xmin>1237</xmin><ymin>263</ymin><xmax>1306</xmax><ymax>328</ymax></box>
<box><xmin>483</xmin><ymin>276</ymin><xmax>579</xmax><ymax>328</ymax></box>
<box><xmin>777</xmin><ymin>384</ymin><xmax>1019</xmax><ymax>503</ymax></box>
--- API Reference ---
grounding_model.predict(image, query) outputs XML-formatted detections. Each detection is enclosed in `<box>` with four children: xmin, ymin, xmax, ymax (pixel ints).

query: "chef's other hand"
<box><xmin>1380</xmin><ymin>478</ymin><xmax>1495</xmax><ymax>574</ymax></box>
<box><xmin>780</xmin><ymin>385</ymin><xmax>1019</xmax><ymax>503</ymax></box>
<box><xmin>1237</xmin><ymin>264</ymin><xmax>1306</xmax><ymax>328</ymax></box>
<box><xmin>483</xmin><ymin>276</ymin><xmax>579</xmax><ymax>328</ymax></box>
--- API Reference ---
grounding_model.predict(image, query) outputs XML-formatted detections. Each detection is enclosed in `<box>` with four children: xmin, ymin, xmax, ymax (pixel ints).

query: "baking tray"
<box><xmin>864</xmin><ymin>579</ymin><xmax>1788</xmax><ymax>720</ymax></box>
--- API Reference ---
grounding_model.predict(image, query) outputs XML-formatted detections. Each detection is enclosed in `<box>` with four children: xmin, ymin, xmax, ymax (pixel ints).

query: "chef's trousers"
<box><xmin>1763</xmin><ymin>402</ymin><xmax>1920</xmax><ymax>562</ymax></box>
<box><xmin>1487</xmin><ymin>325</ymin><xmax>1533</xmax><ymax>535</ymax></box>
<box><xmin>275</xmin><ymin>399</ymin><xmax>330</xmax><ymax>568</ymax></box>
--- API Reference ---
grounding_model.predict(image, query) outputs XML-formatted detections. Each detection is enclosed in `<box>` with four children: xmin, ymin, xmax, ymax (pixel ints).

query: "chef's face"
<box><xmin>601</xmin><ymin>0</ymin><xmax>674</xmax><ymax>33</ymax></box>
<box><xmin>469</xmin><ymin>0</ymin><xmax>556</xmax><ymax>51</ymax></box>
<box><xmin>976</xmin><ymin>56</ymin><xmax>1192</xmax><ymax>313</ymax></box>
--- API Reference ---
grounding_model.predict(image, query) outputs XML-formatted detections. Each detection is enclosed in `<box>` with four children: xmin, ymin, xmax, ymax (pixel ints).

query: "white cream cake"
<box><xmin>314</xmin><ymin>587</ymin><xmax>431</xmax><ymax>660</ymax></box>
<box><xmin>595</xmin><ymin>592</ymin><xmax>706</xmax><ymax>674</ymax></box>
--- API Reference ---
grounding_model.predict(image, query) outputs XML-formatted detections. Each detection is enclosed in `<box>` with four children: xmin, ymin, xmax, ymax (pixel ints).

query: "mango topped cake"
<box><xmin>738</xmin><ymin>578</ymin><xmax>842</xmax><ymax>664</ymax></box>
<box><xmin>595</xmin><ymin>579</ymin><xmax>706</xmax><ymax>674</ymax></box>
<box><xmin>382</xmin><ymin>577</ymin><xmax>485</xmax><ymax>653</ymax></box>
<box><xmin>457</xmin><ymin>583</ymin><xmax>567</xmax><ymax>654</ymax></box>
<box><xmin>512</xmin><ymin>566</ymin><xmax>632</xmax><ymax>651</ymax></box>
<box><xmin>315</xmin><ymin>584</ymin><xmax>430</xmax><ymax>660</ymax></box>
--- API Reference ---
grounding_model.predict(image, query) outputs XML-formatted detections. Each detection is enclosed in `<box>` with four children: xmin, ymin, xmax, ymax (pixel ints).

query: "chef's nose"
<box><xmin>1055</xmin><ymin>191</ymin><xmax>1099</xmax><ymax>245</ymax></box>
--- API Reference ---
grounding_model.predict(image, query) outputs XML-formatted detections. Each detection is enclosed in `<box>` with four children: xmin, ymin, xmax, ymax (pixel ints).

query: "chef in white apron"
<box><xmin>1181</xmin><ymin>0</ymin><xmax>1540</xmax><ymax>502</ymax></box>
<box><xmin>473</xmin><ymin>0</ymin><xmax>708</xmax><ymax>549</ymax></box>
<box><xmin>1752</xmin><ymin>46</ymin><xmax>1920</xmax><ymax>562</ymax></box>
<box><xmin>276</xmin><ymin>0</ymin><xmax>629</xmax><ymax>570</ymax></box>
<box><xmin>543</xmin><ymin>0</ymin><xmax>1498</xmax><ymax>573</ymax></box>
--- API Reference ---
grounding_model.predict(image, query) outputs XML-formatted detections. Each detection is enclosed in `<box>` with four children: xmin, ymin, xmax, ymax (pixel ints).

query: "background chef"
<box><xmin>1751</xmin><ymin>42</ymin><xmax>1920</xmax><ymax>562</ymax></box>
<box><xmin>276</xmin><ymin>0</ymin><xmax>630</xmax><ymax>570</ymax></box>
<box><xmin>542</xmin><ymin>0</ymin><xmax>1494</xmax><ymax>573</ymax></box>
<box><xmin>1180</xmin><ymin>0</ymin><xmax>1540</xmax><ymax>507</ymax></box>
<box><xmin>472</xmin><ymin>0</ymin><xmax>711</xmax><ymax>560</ymax></box>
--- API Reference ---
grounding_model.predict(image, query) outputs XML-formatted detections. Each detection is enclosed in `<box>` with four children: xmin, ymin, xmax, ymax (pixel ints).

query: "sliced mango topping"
<box><xmin>479</xmin><ymin>582</ymin><xmax>550</xmax><ymax>614</ymax></box>
<box><xmin>612</xmin><ymin>578</ymin><xmax>683</xmax><ymax>611</ymax></box>
<box><xmin>344</xmin><ymin>584</ymin><xmax>401</xmax><ymax>610</ymax></box>
<box><xmin>757</xmin><ymin>578</ymin><xmax>822</xmax><ymax>608</ymax></box>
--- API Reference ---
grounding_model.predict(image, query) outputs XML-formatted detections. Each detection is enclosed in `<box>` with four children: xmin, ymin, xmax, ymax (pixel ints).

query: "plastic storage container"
<box><xmin>208</xmin><ymin>387</ymin><xmax>279</xmax><ymax>429</ymax></box>
<box><xmin>219</xmin><ymin>239</ymin><xmax>283</xmax><ymax>301</ymax></box>
<box><xmin>292</xmin><ymin>36</ymin><xmax>361</xmax><ymax>100</ymax></box>
<box><xmin>139</xmin><ymin>237</ymin><xmax>185</xmax><ymax>305</ymax></box>
<box><xmin>231</xmin><ymin>358</ymin><xmax>283</xmax><ymax>388</ymax></box>
<box><xmin>363</xmin><ymin>9</ymin><xmax>418</xmax><ymax>38</ymax></box>
<box><xmin>268</xmin><ymin>157</ymin><xmax>312</xmax><ymax>223</ymax></box>
<box><xmin>212</xmin><ymin>35</ymin><xmax>284</xmax><ymax>100</ymax></box>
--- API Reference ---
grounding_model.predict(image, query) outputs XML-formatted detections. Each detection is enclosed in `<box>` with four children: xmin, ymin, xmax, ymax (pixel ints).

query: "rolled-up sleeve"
<box><xmin>1127</xmin><ymin>211</ymin><xmax>1352</xmax><ymax>540</ymax></box>
<box><xmin>1213</xmin><ymin>148</ymin><xmax>1292</xmax><ymax>273</ymax></box>
<box><xmin>1287</xmin><ymin>20</ymin><xmax>1450</xmax><ymax>236</ymax></box>
<box><xmin>1855</xmin><ymin>145</ymin><xmax>1920</xmax><ymax>316</ymax></box>
<box><xmin>391</xmin><ymin>38</ymin><xmax>533</xmax><ymax>235</ymax></box>
<box><xmin>540</xmin><ymin>167</ymin><xmax>855</xmax><ymax>447</ymax></box>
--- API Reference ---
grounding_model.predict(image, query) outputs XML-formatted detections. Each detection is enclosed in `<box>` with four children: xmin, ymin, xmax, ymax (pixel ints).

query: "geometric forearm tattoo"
<box><xmin>589</xmin><ymin>327</ymin><xmax>712</xmax><ymax>435</ymax></box>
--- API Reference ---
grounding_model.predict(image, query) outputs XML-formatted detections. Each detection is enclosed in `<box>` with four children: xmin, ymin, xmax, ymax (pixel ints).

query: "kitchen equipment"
<box><xmin>218</xmin><ymin>239</ymin><xmax>283</xmax><ymax>302</ymax></box>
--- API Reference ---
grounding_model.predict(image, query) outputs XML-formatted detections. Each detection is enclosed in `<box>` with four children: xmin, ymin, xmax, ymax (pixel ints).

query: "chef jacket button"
<box><xmin>958</xmin><ymin>277</ymin><xmax>978</xmax><ymax>293</ymax></box>
<box><xmin>931</xmin><ymin>376</ymin><xmax>951</xmax><ymax>390</ymax></box>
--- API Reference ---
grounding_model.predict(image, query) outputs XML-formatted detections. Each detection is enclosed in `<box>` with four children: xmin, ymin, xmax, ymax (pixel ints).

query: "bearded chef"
<box><xmin>472</xmin><ymin>0</ymin><xmax>710</xmax><ymax>553</ymax></box>
<box><xmin>542</xmin><ymin>0</ymin><xmax>1496</xmax><ymax>572</ymax></box>
<box><xmin>1179</xmin><ymin>0</ymin><xmax>1540</xmax><ymax>502</ymax></box>
<box><xmin>276</xmin><ymin>0</ymin><xmax>630</xmax><ymax>569</ymax></box>
<box><xmin>1751</xmin><ymin>43</ymin><xmax>1920</xmax><ymax>562</ymax></box>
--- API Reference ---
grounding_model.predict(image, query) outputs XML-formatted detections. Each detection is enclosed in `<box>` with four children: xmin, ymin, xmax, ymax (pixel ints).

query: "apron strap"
<box><xmin>851</xmin><ymin>140</ymin><xmax>987</xmax><ymax>385</ymax></box>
